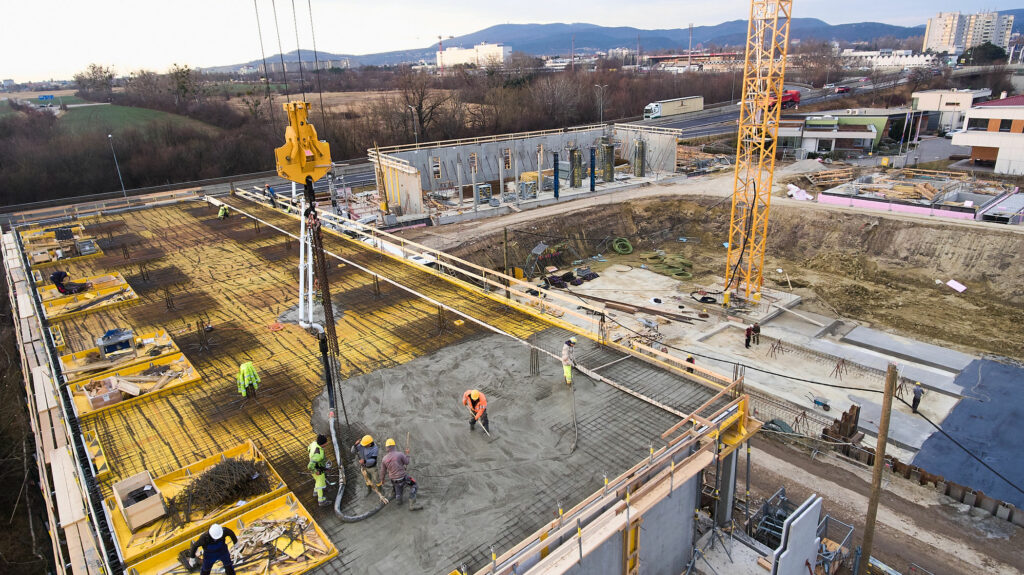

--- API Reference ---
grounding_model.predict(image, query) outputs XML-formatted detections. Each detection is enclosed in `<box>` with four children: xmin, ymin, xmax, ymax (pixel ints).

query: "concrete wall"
<box><xmin>614</xmin><ymin>125</ymin><xmax>679</xmax><ymax>174</ymax></box>
<box><xmin>390</xmin><ymin>129</ymin><xmax>607</xmax><ymax>195</ymax></box>
<box><xmin>558</xmin><ymin>473</ymin><xmax>700</xmax><ymax>575</ymax></box>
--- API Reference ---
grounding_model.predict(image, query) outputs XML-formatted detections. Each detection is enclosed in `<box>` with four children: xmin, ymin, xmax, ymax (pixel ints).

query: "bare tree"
<box><xmin>73</xmin><ymin>64</ymin><xmax>115</xmax><ymax>100</ymax></box>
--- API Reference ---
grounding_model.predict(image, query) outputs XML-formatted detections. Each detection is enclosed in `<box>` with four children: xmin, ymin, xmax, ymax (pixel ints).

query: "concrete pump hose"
<box><xmin>612</xmin><ymin>237</ymin><xmax>634</xmax><ymax>255</ymax></box>
<box><xmin>329</xmin><ymin>415</ymin><xmax>386</xmax><ymax>522</ymax></box>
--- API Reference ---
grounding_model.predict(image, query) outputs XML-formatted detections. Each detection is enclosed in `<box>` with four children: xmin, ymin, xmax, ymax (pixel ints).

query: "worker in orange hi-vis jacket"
<box><xmin>461</xmin><ymin>389</ymin><xmax>489</xmax><ymax>433</ymax></box>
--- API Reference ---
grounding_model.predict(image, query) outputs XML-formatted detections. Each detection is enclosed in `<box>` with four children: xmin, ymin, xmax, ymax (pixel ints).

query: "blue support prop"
<box><xmin>553</xmin><ymin>152</ymin><xmax>560</xmax><ymax>199</ymax></box>
<box><xmin>589</xmin><ymin>147</ymin><xmax>596</xmax><ymax>192</ymax></box>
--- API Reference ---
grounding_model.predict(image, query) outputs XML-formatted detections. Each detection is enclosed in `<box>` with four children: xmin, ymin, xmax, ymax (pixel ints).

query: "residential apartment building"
<box><xmin>923</xmin><ymin>11</ymin><xmax>1014</xmax><ymax>54</ymax></box>
<box><xmin>952</xmin><ymin>95</ymin><xmax>1024</xmax><ymax>174</ymax></box>
<box><xmin>436</xmin><ymin>42</ymin><xmax>511</xmax><ymax>69</ymax></box>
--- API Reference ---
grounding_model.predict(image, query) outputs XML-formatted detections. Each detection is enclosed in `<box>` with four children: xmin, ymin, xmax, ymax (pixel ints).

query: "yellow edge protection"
<box><xmin>108</xmin><ymin>441</ymin><xmax>287</xmax><ymax>566</ymax></box>
<box><xmin>37</xmin><ymin>272</ymin><xmax>129</xmax><ymax>302</ymax></box>
<box><xmin>28</xmin><ymin>249</ymin><xmax>105</xmax><ymax>270</ymax></box>
<box><xmin>69</xmin><ymin>353</ymin><xmax>201</xmax><ymax>420</ymax></box>
<box><xmin>83</xmin><ymin>431</ymin><xmax>110</xmax><ymax>481</ymax></box>
<box><xmin>125</xmin><ymin>493</ymin><xmax>337</xmax><ymax>575</ymax></box>
<box><xmin>19</xmin><ymin>224</ymin><xmax>85</xmax><ymax>241</ymax></box>
<box><xmin>60</xmin><ymin>328</ymin><xmax>178</xmax><ymax>384</ymax></box>
<box><xmin>43</xmin><ymin>285</ymin><xmax>138</xmax><ymax>322</ymax></box>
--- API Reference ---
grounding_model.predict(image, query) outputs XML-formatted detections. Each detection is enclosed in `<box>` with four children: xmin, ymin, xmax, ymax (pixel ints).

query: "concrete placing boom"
<box><xmin>724</xmin><ymin>0</ymin><xmax>794</xmax><ymax>305</ymax></box>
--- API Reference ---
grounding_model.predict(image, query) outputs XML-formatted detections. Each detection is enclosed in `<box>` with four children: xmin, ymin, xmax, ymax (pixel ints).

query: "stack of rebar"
<box><xmin>165</xmin><ymin>458</ymin><xmax>272</xmax><ymax>528</ymax></box>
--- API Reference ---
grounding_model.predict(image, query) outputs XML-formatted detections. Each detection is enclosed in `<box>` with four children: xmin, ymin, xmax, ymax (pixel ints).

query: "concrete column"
<box><xmin>716</xmin><ymin>449</ymin><xmax>738</xmax><ymax>528</ymax></box>
<box><xmin>456</xmin><ymin>161</ymin><xmax>464</xmax><ymax>209</ymax></box>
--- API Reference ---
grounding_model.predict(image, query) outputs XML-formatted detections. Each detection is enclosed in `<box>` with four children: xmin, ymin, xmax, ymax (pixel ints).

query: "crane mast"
<box><xmin>724</xmin><ymin>0</ymin><xmax>794</xmax><ymax>305</ymax></box>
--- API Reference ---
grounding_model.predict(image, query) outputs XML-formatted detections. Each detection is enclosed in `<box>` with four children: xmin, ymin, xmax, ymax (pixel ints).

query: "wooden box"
<box><xmin>112</xmin><ymin>471</ymin><xmax>165</xmax><ymax>532</ymax></box>
<box><xmin>85</xmin><ymin>379</ymin><xmax>122</xmax><ymax>409</ymax></box>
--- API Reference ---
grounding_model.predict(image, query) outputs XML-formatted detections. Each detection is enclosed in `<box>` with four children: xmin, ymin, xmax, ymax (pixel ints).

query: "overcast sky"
<box><xmin>1</xmin><ymin>1</ymin><xmax>1018</xmax><ymax>82</ymax></box>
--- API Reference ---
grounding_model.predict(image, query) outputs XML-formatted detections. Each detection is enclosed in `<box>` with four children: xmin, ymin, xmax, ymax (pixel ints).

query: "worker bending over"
<box><xmin>561</xmin><ymin>336</ymin><xmax>578</xmax><ymax>386</ymax></box>
<box><xmin>49</xmin><ymin>270</ymin><xmax>91</xmax><ymax>295</ymax></box>
<box><xmin>236</xmin><ymin>362</ymin><xmax>259</xmax><ymax>398</ymax></box>
<box><xmin>218</xmin><ymin>205</ymin><xmax>230</xmax><ymax>219</ymax></box>
<box><xmin>381</xmin><ymin>438</ymin><xmax>421</xmax><ymax>510</ymax></box>
<box><xmin>351</xmin><ymin>435</ymin><xmax>382</xmax><ymax>494</ymax></box>
<box><xmin>462</xmin><ymin>389</ymin><xmax>489</xmax><ymax>433</ymax></box>
<box><xmin>187</xmin><ymin>523</ymin><xmax>237</xmax><ymax>575</ymax></box>
<box><xmin>307</xmin><ymin>434</ymin><xmax>330</xmax><ymax>506</ymax></box>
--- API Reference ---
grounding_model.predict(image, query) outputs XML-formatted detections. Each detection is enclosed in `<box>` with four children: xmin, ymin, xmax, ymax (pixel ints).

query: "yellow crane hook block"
<box><xmin>274</xmin><ymin>101</ymin><xmax>332</xmax><ymax>184</ymax></box>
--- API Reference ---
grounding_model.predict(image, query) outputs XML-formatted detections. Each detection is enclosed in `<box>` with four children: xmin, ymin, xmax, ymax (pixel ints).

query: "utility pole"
<box><xmin>859</xmin><ymin>363</ymin><xmax>897</xmax><ymax>575</ymax></box>
<box><xmin>594</xmin><ymin>84</ymin><xmax>608</xmax><ymax>124</ymax></box>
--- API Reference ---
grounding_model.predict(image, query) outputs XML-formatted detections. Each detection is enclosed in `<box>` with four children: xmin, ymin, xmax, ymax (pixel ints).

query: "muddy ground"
<box><xmin>434</xmin><ymin>196</ymin><xmax>1024</xmax><ymax>360</ymax></box>
<box><xmin>745</xmin><ymin>436</ymin><xmax>1024</xmax><ymax>574</ymax></box>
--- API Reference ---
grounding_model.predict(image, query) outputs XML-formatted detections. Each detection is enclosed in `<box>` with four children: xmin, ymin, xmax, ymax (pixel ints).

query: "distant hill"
<box><xmin>210</xmin><ymin>18</ymin><xmax>927</xmax><ymax>71</ymax></box>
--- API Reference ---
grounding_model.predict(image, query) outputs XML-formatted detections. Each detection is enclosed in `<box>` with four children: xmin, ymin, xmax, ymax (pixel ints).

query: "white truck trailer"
<box><xmin>643</xmin><ymin>96</ymin><xmax>704</xmax><ymax>119</ymax></box>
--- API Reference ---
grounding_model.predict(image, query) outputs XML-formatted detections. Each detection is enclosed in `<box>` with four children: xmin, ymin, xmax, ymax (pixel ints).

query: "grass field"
<box><xmin>59</xmin><ymin>104</ymin><xmax>215</xmax><ymax>134</ymax></box>
<box><xmin>0</xmin><ymin>100</ymin><xmax>18</xmax><ymax>117</ymax></box>
<box><xmin>213</xmin><ymin>82</ymin><xmax>288</xmax><ymax>96</ymax></box>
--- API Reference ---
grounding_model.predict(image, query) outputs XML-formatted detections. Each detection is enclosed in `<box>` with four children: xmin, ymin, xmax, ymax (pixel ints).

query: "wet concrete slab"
<box><xmin>849</xmin><ymin>394</ymin><xmax>939</xmax><ymax>451</ymax></box>
<box><xmin>913</xmin><ymin>359</ymin><xmax>1024</xmax><ymax>509</ymax></box>
<box><xmin>841</xmin><ymin>326</ymin><xmax>974</xmax><ymax>372</ymax></box>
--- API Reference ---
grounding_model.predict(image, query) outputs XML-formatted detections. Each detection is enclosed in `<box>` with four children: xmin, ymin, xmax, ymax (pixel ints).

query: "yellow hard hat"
<box><xmin>361</xmin><ymin>435</ymin><xmax>374</xmax><ymax>446</ymax></box>
<box><xmin>915</xmin><ymin>381</ymin><xmax>922</xmax><ymax>386</ymax></box>
<box><xmin>569</xmin><ymin>336</ymin><xmax>578</xmax><ymax>344</ymax></box>
<box><xmin>385</xmin><ymin>438</ymin><xmax>396</xmax><ymax>447</ymax></box>
<box><xmin>469</xmin><ymin>390</ymin><xmax>480</xmax><ymax>400</ymax></box>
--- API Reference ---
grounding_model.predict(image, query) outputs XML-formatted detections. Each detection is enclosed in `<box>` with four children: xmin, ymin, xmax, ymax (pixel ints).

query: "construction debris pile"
<box><xmin>676</xmin><ymin>145</ymin><xmax>732</xmax><ymax>175</ymax></box>
<box><xmin>165</xmin><ymin>459</ymin><xmax>273</xmax><ymax>528</ymax></box>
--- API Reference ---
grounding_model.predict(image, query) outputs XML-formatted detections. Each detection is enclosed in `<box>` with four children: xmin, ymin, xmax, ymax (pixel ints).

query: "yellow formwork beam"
<box><xmin>108</xmin><ymin>441</ymin><xmax>286</xmax><ymax>566</ymax></box>
<box><xmin>125</xmin><ymin>493</ymin><xmax>336</xmax><ymax>575</ymax></box>
<box><xmin>59</xmin><ymin>328</ymin><xmax>178</xmax><ymax>384</ymax></box>
<box><xmin>69</xmin><ymin>352</ymin><xmax>201</xmax><ymax>420</ymax></box>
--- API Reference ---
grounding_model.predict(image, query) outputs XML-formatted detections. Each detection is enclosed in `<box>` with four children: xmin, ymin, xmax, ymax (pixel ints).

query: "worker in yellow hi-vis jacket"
<box><xmin>236</xmin><ymin>361</ymin><xmax>259</xmax><ymax>398</ymax></box>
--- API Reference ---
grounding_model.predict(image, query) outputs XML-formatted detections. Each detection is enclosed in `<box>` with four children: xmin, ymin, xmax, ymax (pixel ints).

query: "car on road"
<box><xmin>823</xmin><ymin>83</ymin><xmax>835</xmax><ymax>89</ymax></box>
<box><xmin>835</xmin><ymin>86</ymin><xmax>851</xmax><ymax>94</ymax></box>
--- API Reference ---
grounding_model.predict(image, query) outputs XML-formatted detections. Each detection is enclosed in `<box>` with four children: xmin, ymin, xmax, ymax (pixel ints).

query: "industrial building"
<box><xmin>436</xmin><ymin>42</ymin><xmax>511</xmax><ymax>69</ymax></box>
<box><xmin>838</xmin><ymin>49</ymin><xmax>937</xmax><ymax>70</ymax></box>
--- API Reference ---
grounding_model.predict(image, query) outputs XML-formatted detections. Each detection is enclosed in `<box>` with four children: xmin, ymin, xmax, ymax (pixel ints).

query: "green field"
<box><xmin>0</xmin><ymin>100</ymin><xmax>17</xmax><ymax>117</ymax></box>
<box><xmin>59</xmin><ymin>104</ymin><xmax>215</xmax><ymax>134</ymax></box>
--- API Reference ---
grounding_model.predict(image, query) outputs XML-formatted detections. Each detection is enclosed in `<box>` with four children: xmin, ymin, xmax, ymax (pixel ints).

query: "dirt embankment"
<box><xmin>436</xmin><ymin>196</ymin><xmax>1024</xmax><ymax>358</ymax></box>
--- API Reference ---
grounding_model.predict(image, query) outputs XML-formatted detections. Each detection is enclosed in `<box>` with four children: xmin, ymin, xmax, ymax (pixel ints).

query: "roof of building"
<box><xmin>789</xmin><ymin>107</ymin><xmax>915</xmax><ymax>118</ymax></box>
<box><xmin>977</xmin><ymin>95</ymin><xmax>1024</xmax><ymax>107</ymax></box>
<box><xmin>913</xmin><ymin>88</ymin><xmax>992</xmax><ymax>96</ymax></box>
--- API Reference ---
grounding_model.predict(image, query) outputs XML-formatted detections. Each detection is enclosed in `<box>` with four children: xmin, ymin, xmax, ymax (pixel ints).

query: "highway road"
<box><xmin>644</xmin><ymin>82</ymin><xmax>893</xmax><ymax>139</ymax></box>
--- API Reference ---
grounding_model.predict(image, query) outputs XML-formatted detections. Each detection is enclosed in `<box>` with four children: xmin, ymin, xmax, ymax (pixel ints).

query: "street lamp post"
<box><xmin>407</xmin><ymin>105</ymin><xmax>418</xmax><ymax>145</ymax></box>
<box><xmin>108</xmin><ymin>134</ymin><xmax>128</xmax><ymax>202</ymax></box>
<box><xmin>594</xmin><ymin>84</ymin><xmax>608</xmax><ymax>124</ymax></box>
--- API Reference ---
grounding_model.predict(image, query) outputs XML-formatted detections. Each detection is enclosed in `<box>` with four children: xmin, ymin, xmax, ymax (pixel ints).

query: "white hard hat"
<box><xmin>209</xmin><ymin>523</ymin><xmax>223</xmax><ymax>539</ymax></box>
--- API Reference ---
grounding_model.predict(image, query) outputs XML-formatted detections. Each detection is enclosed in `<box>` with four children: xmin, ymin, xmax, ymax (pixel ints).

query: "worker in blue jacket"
<box><xmin>187</xmin><ymin>523</ymin><xmax>237</xmax><ymax>575</ymax></box>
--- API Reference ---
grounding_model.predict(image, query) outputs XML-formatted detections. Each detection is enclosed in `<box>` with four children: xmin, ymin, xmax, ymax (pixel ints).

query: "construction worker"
<box><xmin>685</xmin><ymin>355</ymin><xmax>695</xmax><ymax>373</ymax></box>
<box><xmin>752</xmin><ymin>322</ymin><xmax>761</xmax><ymax>345</ymax></box>
<box><xmin>49</xmin><ymin>270</ymin><xmax>91</xmax><ymax>295</ymax></box>
<box><xmin>462</xmin><ymin>389</ymin><xmax>489</xmax><ymax>433</ymax></box>
<box><xmin>217</xmin><ymin>204</ymin><xmax>230</xmax><ymax>219</ymax></box>
<box><xmin>307</xmin><ymin>434</ymin><xmax>330</xmax><ymax>506</ymax></box>
<box><xmin>351</xmin><ymin>435</ymin><xmax>382</xmax><ymax>494</ymax></box>
<box><xmin>744</xmin><ymin>325</ymin><xmax>753</xmax><ymax>349</ymax></box>
<box><xmin>186</xmin><ymin>523</ymin><xmax>237</xmax><ymax>575</ymax></box>
<box><xmin>912</xmin><ymin>382</ymin><xmax>925</xmax><ymax>414</ymax></box>
<box><xmin>264</xmin><ymin>184</ymin><xmax>277</xmax><ymax>208</ymax></box>
<box><xmin>381</xmin><ymin>438</ymin><xmax>421</xmax><ymax>510</ymax></box>
<box><xmin>561</xmin><ymin>336</ymin><xmax>578</xmax><ymax>386</ymax></box>
<box><xmin>236</xmin><ymin>361</ymin><xmax>259</xmax><ymax>398</ymax></box>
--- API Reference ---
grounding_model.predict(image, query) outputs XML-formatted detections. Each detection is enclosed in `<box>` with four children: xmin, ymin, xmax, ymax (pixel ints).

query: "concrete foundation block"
<box><xmin>996</xmin><ymin>505</ymin><xmax>1011</xmax><ymax>520</ymax></box>
<box><xmin>1012</xmin><ymin>506</ymin><xmax>1024</xmax><ymax>527</ymax></box>
<box><xmin>948</xmin><ymin>483</ymin><xmax>965</xmax><ymax>501</ymax></box>
<box><xmin>935</xmin><ymin>481</ymin><xmax>946</xmax><ymax>495</ymax></box>
<box><xmin>910</xmin><ymin>469</ymin><xmax>922</xmax><ymax>483</ymax></box>
<box><xmin>963</xmin><ymin>491</ymin><xmax>977</xmax><ymax>507</ymax></box>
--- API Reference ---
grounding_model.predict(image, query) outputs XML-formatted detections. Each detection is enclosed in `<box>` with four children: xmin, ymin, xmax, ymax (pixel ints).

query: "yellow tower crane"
<box><xmin>724</xmin><ymin>0</ymin><xmax>794</xmax><ymax>306</ymax></box>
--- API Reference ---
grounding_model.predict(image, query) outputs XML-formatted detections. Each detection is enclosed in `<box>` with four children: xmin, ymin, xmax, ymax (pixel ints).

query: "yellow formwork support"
<box><xmin>108</xmin><ymin>441</ymin><xmax>287</xmax><ymax>566</ymax></box>
<box><xmin>59</xmin><ymin>328</ymin><xmax>178</xmax><ymax>384</ymax></box>
<box><xmin>42</xmin><ymin>284</ymin><xmax>138</xmax><ymax>322</ymax></box>
<box><xmin>38</xmin><ymin>273</ymin><xmax>129</xmax><ymax>302</ymax></box>
<box><xmin>69</xmin><ymin>353</ymin><xmax>201</xmax><ymax>419</ymax></box>
<box><xmin>125</xmin><ymin>493</ymin><xmax>337</xmax><ymax>575</ymax></box>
